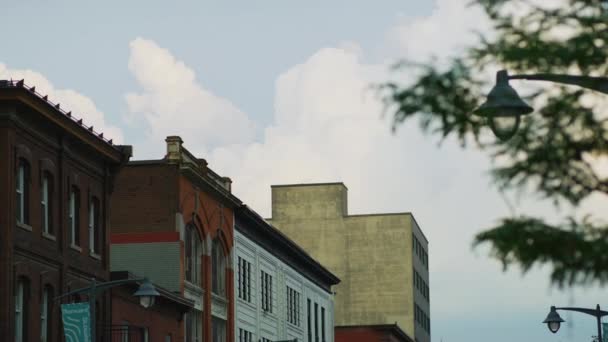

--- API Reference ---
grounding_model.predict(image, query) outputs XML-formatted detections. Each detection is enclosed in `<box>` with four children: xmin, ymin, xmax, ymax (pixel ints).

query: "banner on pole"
<box><xmin>602</xmin><ymin>322</ymin><xmax>608</xmax><ymax>342</ymax></box>
<box><xmin>61</xmin><ymin>303</ymin><xmax>91</xmax><ymax>342</ymax></box>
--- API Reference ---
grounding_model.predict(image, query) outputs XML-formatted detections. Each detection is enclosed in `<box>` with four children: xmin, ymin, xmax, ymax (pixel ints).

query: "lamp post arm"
<box><xmin>54</xmin><ymin>278</ymin><xmax>145</xmax><ymax>301</ymax></box>
<box><xmin>509</xmin><ymin>73</ymin><xmax>608</xmax><ymax>94</ymax></box>
<box><xmin>556</xmin><ymin>306</ymin><xmax>608</xmax><ymax>318</ymax></box>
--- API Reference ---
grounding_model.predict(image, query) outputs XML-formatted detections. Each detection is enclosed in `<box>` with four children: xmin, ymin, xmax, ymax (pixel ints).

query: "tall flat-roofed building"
<box><xmin>268</xmin><ymin>183</ymin><xmax>430</xmax><ymax>342</ymax></box>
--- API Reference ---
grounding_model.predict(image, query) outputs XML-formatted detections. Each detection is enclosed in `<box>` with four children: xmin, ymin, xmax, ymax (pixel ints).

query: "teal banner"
<box><xmin>603</xmin><ymin>323</ymin><xmax>608</xmax><ymax>342</ymax></box>
<box><xmin>61</xmin><ymin>303</ymin><xmax>92</xmax><ymax>342</ymax></box>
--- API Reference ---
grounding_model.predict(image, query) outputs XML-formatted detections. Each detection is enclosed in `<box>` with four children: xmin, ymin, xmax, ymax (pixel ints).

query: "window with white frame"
<box><xmin>321</xmin><ymin>306</ymin><xmax>326</xmax><ymax>342</ymax></box>
<box><xmin>89</xmin><ymin>197</ymin><xmax>100</xmax><ymax>255</ymax></box>
<box><xmin>261</xmin><ymin>270</ymin><xmax>272</xmax><ymax>312</ymax></box>
<box><xmin>212</xmin><ymin>239</ymin><xmax>226</xmax><ymax>296</ymax></box>
<box><xmin>16</xmin><ymin>159</ymin><xmax>30</xmax><ymax>225</ymax></box>
<box><xmin>69</xmin><ymin>187</ymin><xmax>80</xmax><ymax>246</ymax></box>
<box><xmin>41</xmin><ymin>286</ymin><xmax>52</xmax><ymax>342</ymax></box>
<box><xmin>307</xmin><ymin>299</ymin><xmax>312</xmax><ymax>342</ymax></box>
<box><xmin>286</xmin><ymin>286</ymin><xmax>300</xmax><ymax>326</ymax></box>
<box><xmin>314</xmin><ymin>302</ymin><xmax>319</xmax><ymax>342</ymax></box>
<box><xmin>237</xmin><ymin>256</ymin><xmax>251</xmax><ymax>302</ymax></box>
<box><xmin>14</xmin><ymin>278</ymin><xmax>27</xmax><ymax>342</ymax></box>
<box><xmin>238</xmin><ymin>328</ymin><xmax>253</xmax><ymax>342</ymax></box>
<box><xmin>41</xmin><ymin>172</ymin><xmax>53</xmax><ymax>235</ymax></box>
<box><xmin>185</xmin><ymin>225</ymin><xmax>202</xmax><ymax>286</ymax></box>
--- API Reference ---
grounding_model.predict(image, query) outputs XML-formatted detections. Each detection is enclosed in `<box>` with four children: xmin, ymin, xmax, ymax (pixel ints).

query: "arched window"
<box><xmin>89</xmin><ymin>197</ymin><xmax>100</xmax><ymax>255</ymax></box>
<box><xmin>185</xmin><ymin>224</ymin><xmax>202</xmax><ymax>286</ymax></box>
<box><xmin>41</xmin><ymin>172</ymin><xmax>53</xmax><ymax>235</ymax></box>
<box><xmin>14</xmin><ymin>277</ymin><xmax>29</xmax><ymax>342</ymax></box>
<box><xmin>69</xmin><ymin>186</ymin><xmax>81</xmax><ymax>246</ymax></box>
<box><xmin>211</xmin><ymin>239</ymin><xmax>225</xmax><ymax>296</ymax></box>
<box><xmin>40</xmin><ymin>285</ymin><xmax>53</xmax><ymax>342</ymax></box>
<box><xmin>16</xmin><ymin>158</ymin><xmax>30</xmax><ymax>225</ymax></box>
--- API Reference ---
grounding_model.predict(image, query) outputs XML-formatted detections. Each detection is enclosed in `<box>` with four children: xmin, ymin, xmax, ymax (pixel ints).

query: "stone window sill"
<box><xmin>42</xmin><ymin>232</ymin><xmax>56</xmax><ymax>241</ymax></box>
<box><xmin>90</xmin><ymin>252</ymin><xmax>101</xmax><ymax>260</ymax></box>
<box><xmin>70</xmin><ymin>244</ymin><xmax>82</xmax><ymax>252</ymax></box>
<box><xmin>17</xmin><ymin>222</ymin><xmax>32</xmax><ymax>231</ymax></box>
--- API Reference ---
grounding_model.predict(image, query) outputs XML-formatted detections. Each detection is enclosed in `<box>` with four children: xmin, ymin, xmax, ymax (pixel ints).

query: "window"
<box><xmin>212</xmin><ymin>239</ymin><xmax>225</xmax><ymax>296</ymax></box>
<box><xmin>308</xmin><ymin>299</ymin><xmax>312</xmax><ymax>342</ymax></box>
<box><xmin>286</xmin><ymin>286</ymin><xmax>300</xmax><ymax>326</ymax></box>
<box><xmin>185</xmin><ymin>225</ymin><xmax>202</xmax><ymax>286</ymax></box>
<box><xmin>261</xmin><ymin>270</ymin><xmax>272</xmax><ymax>312</ymax></box>
<box><xmin>238</xmin><ymin>328</ymin><xmax>253</xmax><ymax>342</ymax></box>
<box><xmin>121</xmin><ymin>321</ymin><xmax>130</xmax><ymax>342</ymax></box>
<box><xmin>89</xmin><ymin>197</ymin><xmax>100</xmax><ymax>255</ymax></box>
<box><xmin>41</xmin><ymin>286</ymin><xmax>52</xmax><ymax>342</ymax></box>
<box><xmin>185</xmin><ymin>310</ymin><xmax>203</xmax><ymax>342</ymax></box>
<box><xmin>69</xmin><ymin>187</ymin><xmax>80</xmax><ymax>246</ymax></box>
<box><xmin>16</xmin><ymin>159</ymin><xmax>30</xmax><ymax>225</ymax></box>
<box><xmin>14</xmin><ymin>278</ymin><xmax>28</xmax><ymax>342</ymax></box>
<box><xmin>314</xmin><ymin>302</ymin><xmax>318</xmax><ymax>342</ymax></box>
<box><xmin>321</xmin><ymin>307</ymin><xmax>326</xmax><ymax>342</ymax></box>
<box><xmin>41</xmin><ymin>173</ymin><xmax>53</xmax><ymax>235</ymax></box>
<box><xmin>165</xmin><ymin>334</ymin><xmax>172</xmax><ymax>342</ymax></box>
<box><xmin>261</xmin><ymin>338</ymin><xmax>272</xmax><ymax>342</ymax></box>
<box><xmin>212</xmin><ymin>317</ymin><xmax>226</xmax><ymax>342</ymax></box>
<box><xmin>237</xmin><ymin>257</ymin><xmax>251</xmax><ymax>302</ymax></box>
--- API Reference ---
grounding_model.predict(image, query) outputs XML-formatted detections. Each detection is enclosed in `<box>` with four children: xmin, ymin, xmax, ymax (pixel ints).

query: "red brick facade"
<box><xmin>110</xmin><ymin>136</ymin><xmax>240</xmax><ymax>342</ymax></box>
<box><xmin>335</xmin><ymin>325</ymin><xmax>414</xmax><ymax>342</ymax></box>
<box><xmin>0</xmin><ymin>81</ymin><xmax>131</xmax><ymax>341</ymax></box>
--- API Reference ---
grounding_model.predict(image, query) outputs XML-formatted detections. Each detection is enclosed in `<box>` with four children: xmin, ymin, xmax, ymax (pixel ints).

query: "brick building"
<box><xmin>335</xmin><ymin>324</ymin><xmax>414</xmax><ymax>342</ymax></box>
<box><xmin>110</xmin><ymin>136</ymin><xmax>240</xmax><ymax>342</ymax></box>
<box><xmin>0</xmin><ymin>80</ymin><xmax>131</xmax><ymax>342</ymax></box>
<box><xmin>109</xmin><ymin>271</ymin><xmax>194</xmax><ymax>342</ymax></box>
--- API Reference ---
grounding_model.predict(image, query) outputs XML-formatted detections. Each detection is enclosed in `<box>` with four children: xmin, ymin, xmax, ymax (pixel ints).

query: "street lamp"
<box><xmin>474</xmin><ymin>69</ymin><xmax>608</xmax><ymax>140</ymax></box>
<box><xmin>543</xmin><ymin>304</ymin><xmax>608</xmax><ymax>340</ymax></box>
<box><xmin>55</xmin><ymin>277</ymin><xmax>160</xmax><ymax>342</ymax></box>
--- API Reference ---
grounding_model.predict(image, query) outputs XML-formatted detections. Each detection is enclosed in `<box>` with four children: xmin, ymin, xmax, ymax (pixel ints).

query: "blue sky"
<box><xmin>3</xmin><ymin>1</ymin><xmax>608</xmax><ymax>342</ymax></box>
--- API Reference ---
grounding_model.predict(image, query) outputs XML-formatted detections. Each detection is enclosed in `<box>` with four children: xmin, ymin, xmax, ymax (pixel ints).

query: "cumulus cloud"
<box><xmin>0</xmin><ymin>63</ymin><xmax>123</xmax><ymax>143</ymax></box>
<box><xmin>125</xmin><ymin>38</ymin><xmax>256</xmax><ymax>154</ymax></box>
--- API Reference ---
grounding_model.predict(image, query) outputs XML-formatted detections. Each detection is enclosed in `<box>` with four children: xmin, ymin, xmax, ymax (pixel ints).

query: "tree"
<box><xmin>381</xmin><ymin>0</ymin><xmax>608</xmax><ymax>287</ymax></box>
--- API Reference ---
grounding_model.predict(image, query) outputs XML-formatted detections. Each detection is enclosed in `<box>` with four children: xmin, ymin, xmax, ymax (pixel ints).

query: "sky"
<box><xmin>2</xmin><ymin>1</ymin><xmax>608</xmax><ymax>342</ymax></box>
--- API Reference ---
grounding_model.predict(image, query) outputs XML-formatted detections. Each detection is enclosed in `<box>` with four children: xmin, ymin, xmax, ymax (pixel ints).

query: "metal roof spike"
<box><xmin>77</xmin><ymin>119</ymin><xmax>83</xmax><ymax>124</ymax></box>
<box><xmin>89</xmin><ymin>126</ymin><xmax>94</xmax><ymax>131</ymax></box>
<box><xmin>16</xmin><ymin>80</ymin><xmax>24</xmax><ymax>87</ymax></box>
<box><xmin>42</xmin><ymin>95</ymin><xmax>48</xmax><ymax>100</ymax></box>
<box><xmin>30</xmin><ymin>86</ymin><xmax>36</xmax><ymax>92</ymax></box>
<box><xmin>55</xmin><ymin>104</ymin><xmax>60</xmax><ymax>109</ymax></box>
<box><xmin>109</xmin><ymin>139</ymin><xmax>113</xmax><ymax>144</ymax></box>
<box><xmin>66</xmin><ymin>111</ymin><xmax>71</xmax><ymax>117</ymax></box>
<box><xmin>99</xmin><ymin>133</ymin><xmax>104</xmax><ymax>138</ymax></box>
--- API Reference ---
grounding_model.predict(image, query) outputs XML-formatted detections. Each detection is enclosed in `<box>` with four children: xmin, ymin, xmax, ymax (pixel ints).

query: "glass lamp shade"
<box><xmin>547</xmin><ymin>321</ymin><xmax>561</xmax><ymax>334</ymax></box>
<box><xmin>133</xmin><ymin>278</ymin><xmax>160</xmax><ymax>309</ymax></box>
<box><xmin>488</xmin><ymin>115</ymin><xmax>521</xmax><ymax>141</ymax></box>
<box><xmin>543</xmin><ymin>306</ymin><xmax>565</xmax><ymax>334</ymax></box>
<box><xmin>139</xmin><ymin>295</ymin><xmax>156</xmax><ymax>309</ymax></box>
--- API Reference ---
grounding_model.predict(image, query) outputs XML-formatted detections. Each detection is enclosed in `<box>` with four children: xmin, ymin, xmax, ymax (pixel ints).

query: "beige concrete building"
<box><xmin>267</xmin><ymin>183</ymin><xmax>430</xmax><ymax>342</ymax></box>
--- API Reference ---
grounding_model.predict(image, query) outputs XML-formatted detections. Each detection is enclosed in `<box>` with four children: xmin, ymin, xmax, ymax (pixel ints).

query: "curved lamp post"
<box><xmin>543</xmin><ymin>305</ymin><xmax>608</xmax><ymax>341</ymax></box>
<box><xmin>474</xmin><ymin>70</ymin><xmax>608</xmax><ymax>140</ymax></box>
<box><xmin>55</xmin><ymin>277</ymin><xmax>160</xmax><ymax>342</ymax></box>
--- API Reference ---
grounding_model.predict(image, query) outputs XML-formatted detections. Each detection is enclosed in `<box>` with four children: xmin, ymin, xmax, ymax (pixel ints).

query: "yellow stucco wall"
<box><xmin>268</xmin><ymin>183</ymin><xmax>424</xmax><ymax>340</ymax></box>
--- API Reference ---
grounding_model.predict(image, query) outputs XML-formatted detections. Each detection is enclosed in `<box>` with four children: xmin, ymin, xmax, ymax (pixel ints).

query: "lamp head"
<box><xmin>543</xmin><ymin>306</ymin><xmax>565</xmax><ymax>334</ymax></box>
<box><xmin>133</xmin><ymin>278</ymin><xmax>160</xmax><ymax>309</ymax></box>
<box><xmin>474</xmin><ymin>70</ymin><xmax>534</xmax><ymax>140</ymax></box>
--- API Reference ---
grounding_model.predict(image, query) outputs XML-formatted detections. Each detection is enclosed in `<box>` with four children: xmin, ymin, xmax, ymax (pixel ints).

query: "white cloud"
<box><xmin>123</xmin><ymin>1</ymin><xmax>608</xmax><ymax>338</ymax></box>
<box><xmin>0</xmin><ymin>63</ymin><xmax>123</xmax><ymax>143</ymax></box>
<box><xmin>125</xmin><ymin>38</ymin><xmax>256</xmax><ymax>155</ymax></box>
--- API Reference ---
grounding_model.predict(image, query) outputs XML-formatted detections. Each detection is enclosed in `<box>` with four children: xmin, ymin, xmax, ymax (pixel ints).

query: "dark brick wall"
<box><xmin>110</xmin><ymin>164</ymin><xmax>178</xmax><ymax>234</ymax></box>
<box><xmin>0</xmin><ymin>95</ymin><xmax>125</xmax><ymax>341</ymax></box>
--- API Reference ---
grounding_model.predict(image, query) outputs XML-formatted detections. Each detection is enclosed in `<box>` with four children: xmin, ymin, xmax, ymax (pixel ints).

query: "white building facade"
<box><xmin>234</xmin><ymin>207</ymin><xmax>340</xmax><ymax>342</ymax></box>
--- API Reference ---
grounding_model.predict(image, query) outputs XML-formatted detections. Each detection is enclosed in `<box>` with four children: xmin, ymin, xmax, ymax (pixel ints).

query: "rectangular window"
<box><xmin>261</xmin><ymin>270</ymin><xmax>273</xmax><ymax>313</ymax></box>
<box><xmin>321</xmin><ymin>307</ymin><xmax>326</xmax><ymax>342</ymax></box>
<box><xmin>69</xmin><ymin>187</ymin><xmax>80</xmax><ymax>246</ymax></box>
<box><xmin>238</xmin><ymin>257</ymin><xmax>252</xmax><ymax>302</ymax></box>
<box><xmin>212</xmin><ymin>317</ymin><xmax>226</xmax><ymax>342</ymax></box>
<box><xmin>286</xmin><ymin>286</ymin><xmax>300</xmax><ymax>326</ymax></box>
<box><xmin>14</xmin><ymin>279</ymin><xmax>27</xmax><ymax>342</ymax></box>
<box><xmin>16</xmin><ymin>159</ymin><xmax>30</xmax><ymax>225</ymax></box>
<box><xmin>89</xmin><ymin>197</ymin><xmax>100</xmax><ymax>255</ymax></box>
<box><xmin>165</xmin><ymin>334</ymin><xmax>172</xmax><ymax>342</ymax></box>
<box><xmin>238</xmin><ymin>328</ymin><xmax>253</xmax><ymax>342</ymax></box>
<box><xmin>41</xmin><ymin>173</ymin><xmax>53</xmax><ymax>235</ymax></box>
<box><xmin>314</xmin><ymin>302</ymin><xmax>318</xmax><ymax>342</ymax></box>
<box><xmin>41</xmin><ymin>287</ymin><xmax>52</xmax><ymax>342</ymax></box>
<box><xmin>308</xmin><ymin>299</ymin><xmax>312</xmax><ymax>342</ymax></box>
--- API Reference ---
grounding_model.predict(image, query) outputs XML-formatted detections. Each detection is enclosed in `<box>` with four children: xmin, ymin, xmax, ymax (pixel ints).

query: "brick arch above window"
<box><xmin>15</xmin><ymin>144</ymin><xmax>32</xmax><ymax>164</ymax></box>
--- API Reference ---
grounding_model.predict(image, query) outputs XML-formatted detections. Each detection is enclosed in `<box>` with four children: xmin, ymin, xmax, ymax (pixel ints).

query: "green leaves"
<box><xmin>382</xmin><ymin>0</ymin><xmax>608</xmax><ymax>286</ymax></box>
